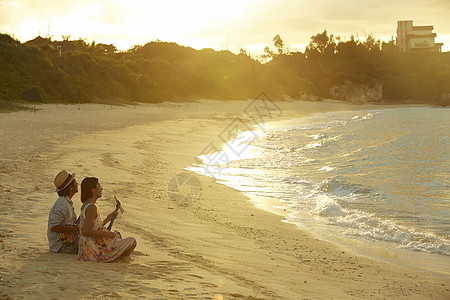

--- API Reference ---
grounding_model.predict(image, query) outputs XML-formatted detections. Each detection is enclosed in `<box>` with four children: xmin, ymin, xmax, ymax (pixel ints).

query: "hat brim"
<box><xmin>56</xmin><ymin>173</ymin><xmax>75</xmax><ymax>192</ymax></box>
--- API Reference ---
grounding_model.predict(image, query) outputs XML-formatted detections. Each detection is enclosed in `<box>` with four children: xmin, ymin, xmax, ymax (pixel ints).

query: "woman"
<box><xmin>78</xmin><ymin>177</ymin><xmax>136</xmax><ymax>262</ymax></box>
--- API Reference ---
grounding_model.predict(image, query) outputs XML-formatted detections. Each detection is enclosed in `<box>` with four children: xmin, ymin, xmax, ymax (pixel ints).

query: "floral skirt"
<box><xmin>78</xmin><ymin>231</ymin><xmax>135</xmax><ymax>262</ymax></box>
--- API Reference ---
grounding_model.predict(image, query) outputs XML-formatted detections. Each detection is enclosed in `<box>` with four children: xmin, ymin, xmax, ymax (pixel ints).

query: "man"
<box><xmin>47</xmin><ymin>170</ymin><xmax>79</xmax><ymax>254</ymax></box>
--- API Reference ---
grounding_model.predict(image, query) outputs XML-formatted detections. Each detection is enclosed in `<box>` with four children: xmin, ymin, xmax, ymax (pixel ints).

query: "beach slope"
<box><xmin>0</xmin><ymin>100</ymin><xmax>448</xmax><ymax>299</ymax></box>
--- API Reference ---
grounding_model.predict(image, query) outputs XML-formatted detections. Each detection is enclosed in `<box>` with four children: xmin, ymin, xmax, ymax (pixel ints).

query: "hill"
<box><xmin>1</xmin><ymin>33</ymin><xmax>449</xmax><ymax>106</ymax></box>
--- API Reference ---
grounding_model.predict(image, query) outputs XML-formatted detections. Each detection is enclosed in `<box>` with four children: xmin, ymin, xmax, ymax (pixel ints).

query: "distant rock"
<box><xmin>330</xmin><ymin>80</ymin><xmax>383</xmax><ymax>104</ymax></box>
<box><xmin>298</xmin><ymin>92</ymin><xmax>321</xmax><ymax>102</ymax></box>
<box><xmin>438</xmin><ymin>94</ymin><xmax>450</xmax><ymax>107</ymax></box>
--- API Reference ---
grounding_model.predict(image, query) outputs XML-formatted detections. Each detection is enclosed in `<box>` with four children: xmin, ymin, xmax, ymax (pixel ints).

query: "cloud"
<box><xmin>1</xmin><ymin>0</ymin><xmax>449</xmax><ymax>51</ymax></box>
<box><xmin>199</xmin><ymin>0</ymin><xmax>450</xmax><ymax>50</ymax></box>
<box><xmin>0</xmin><ymin>0</ymin><xmax>127</xmax><ymax>38</ymax></box>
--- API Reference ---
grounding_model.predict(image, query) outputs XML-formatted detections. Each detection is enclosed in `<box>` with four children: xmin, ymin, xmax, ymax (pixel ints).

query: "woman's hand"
<box><xmin>103</xmin><ymin>230</ymin><xmax>117</xmax><ymax>240</ymax></box>
<box><xmin>105</xmin><ymin>211</ymin><xmax>119</xmax><ymax>222</ymax></box>
<box><xmin>110</xmin><ymin>210</ymin><xmax>119</xmax><ymax>219</ymax></box>
<box><xmin>102</xmin><ymin>211</ymin><xmax>119</xmax><ymax>226</ymax></box>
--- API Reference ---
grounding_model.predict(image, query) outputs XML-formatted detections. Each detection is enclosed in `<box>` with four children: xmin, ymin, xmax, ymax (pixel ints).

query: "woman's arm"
<box><xmin>102</xmin><ymin>211</ymin><xmax>119</xmax><ymax>227</ymax></box>
<box><xmin>81</xmin><ymin>205</ymin><xmax>116</xmax><ymax>239</ymax></box>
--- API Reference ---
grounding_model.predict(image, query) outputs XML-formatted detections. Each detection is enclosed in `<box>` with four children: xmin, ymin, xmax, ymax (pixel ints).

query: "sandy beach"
<box><xmin>0</xmin><ymin>99</ymin><xmax>448</xmax><ymax>299</ymax></box>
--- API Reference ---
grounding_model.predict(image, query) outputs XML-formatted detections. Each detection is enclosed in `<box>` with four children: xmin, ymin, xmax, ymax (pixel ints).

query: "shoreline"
<box><xmin>1</xmin><ymin>100</ymin><xmax>449</xmax><ymax>299</ymax></box>
<box><xmin>266</xmin><ymin>108</ymin><xmax>450</xmax><ymax>276</ymax></box>
<box><xmin>189</xmin><ymin>105</ymin><xmax>450</xmax><ymax>277</ymax></box>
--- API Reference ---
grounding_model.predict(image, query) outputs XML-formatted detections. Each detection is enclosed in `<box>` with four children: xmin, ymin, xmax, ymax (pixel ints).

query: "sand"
<box><xmin>0</xmin><ymin>99</ymin><xmax>448</xmax><ymax>299</ymax></box>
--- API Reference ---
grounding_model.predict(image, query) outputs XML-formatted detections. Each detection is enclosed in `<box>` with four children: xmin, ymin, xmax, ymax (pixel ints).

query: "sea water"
<box><xmin>189</xmin><ymin>106</ymin><xmax>450</xmax><ymax>273</ymax></box>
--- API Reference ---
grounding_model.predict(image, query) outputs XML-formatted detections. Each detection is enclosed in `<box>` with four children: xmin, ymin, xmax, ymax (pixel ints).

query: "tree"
<box><xmin>363</xmin><ymin>34</ymin><xmax>381</xmax><ymax>51</ymax></box>
<box><xmin>381</xmin><ymin>37</ymin><xmax>397</xmax><ymax>52</ymax></box>
<box><xmin>273</xmin><ymin>34</ymin><xmax>284</xmax><ymax>55</ymax></box>
<box><xmin>260</xmin><ymin>46</ymin><xmax>275</xmax><ymax>62</ymax></box>
<box><xmin>95</xmin><ymin>43</ymin><xmax>117</xmax><ymax>55</ymax></box>
<box><xmin>305</xmin><ymin>30</ymin><xmax>336</xmax><ymax>57</ymax></box>
<box><xmin>74</xmin><ymin>38</ymin><xmax>90</xmax><ymax>52</ymax></box>
<box><xmin>336</xmin><ymin>38</ymin><xmax>359</xmax><ymax>57</ymax></box>
<box><xmin>127</xmin><ymin>44</ymin><xmax>143</xmax><ymax>55</ymax></box>
<box><xmin>239</xmin><ymin>48</ymin><xmax>251</xmax><ymax>58</ymax></box>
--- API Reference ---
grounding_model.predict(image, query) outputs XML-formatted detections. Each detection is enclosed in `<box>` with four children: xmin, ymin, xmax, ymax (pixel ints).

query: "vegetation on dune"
<box><xmin>295</xmin><ymin>31</ymin><xmax>450</xmax><ymax>105</ymax></box>
<box><xmin>0</xmin><ymin>31</ymin><xmax>449</xmax><ymax>106</ymax></box>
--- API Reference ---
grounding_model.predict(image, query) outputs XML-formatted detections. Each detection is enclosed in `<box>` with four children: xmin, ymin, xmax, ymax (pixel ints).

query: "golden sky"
<box><xmin>1</xmin><ymin>0</ymin><xmax>449</xmax><ymax>53</ymax></box>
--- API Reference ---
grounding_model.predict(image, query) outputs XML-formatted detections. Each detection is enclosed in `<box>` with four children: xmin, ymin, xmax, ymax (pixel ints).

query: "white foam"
<box><xmin>304</xmin><ymin>142</ymin><xmax>322</xmax><ymax>149</ymax></box>
<box><xmin>351</xmin><ymin>111</ymin><xmax>380</xmax><ymax>121</ymax></box>
<box><xmin>301</xmin><ymin>135</ymin><xmax>341</xmax><ymax>151</ymax></box>
<box><xmin>319</xmin><ymin>166</ymin><xmax>334</xmax><ymax>172</ymax></box>
<box><xmin>317</xmin><ymin>176</ymin><xmax>373</xmax><ymax>197</ymax></box>
<box><xmin>309</xmin><ymin>192</ymin><xmax>450</xmax><ymax>256</ymax></box>
<box><xmin>313</xmin><ymin>194</ymin><xmax>345</xmax><ymax>217</ymax></box>
<box><xmin>189</xmin><ymin>107</ymin><xmax>450</xmax><ymax>259</ymax></box>
<box><xmin>308</xmin><ymin>134</ymin><xmax>325</xmax><ymax>140</ymax></box>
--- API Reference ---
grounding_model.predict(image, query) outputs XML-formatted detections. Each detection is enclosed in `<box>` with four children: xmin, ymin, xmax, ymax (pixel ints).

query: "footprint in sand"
<box><xmin>132</xmin><ymin>250</ymin><xmax>149</xmax><ymax>256</ymax></box>
<box><xmin>186</xmin><ymin>274</ymin><xmax>204</xmax><ymax>279</ymax></box>
<box><xmin>201</xmin><ymin>282</ymin><xmax>219</xmax><ymax>288</ymax></box>
<box><xmin>101</xmin><ymin>153</ymin><xmax>119</xmax><ymax>168</ymax></box>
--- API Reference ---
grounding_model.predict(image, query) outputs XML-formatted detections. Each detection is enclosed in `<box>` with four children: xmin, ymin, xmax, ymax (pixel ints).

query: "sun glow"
<box><xmin>4</xmin><ymin>0</ymin><xmax>255</xmax><ymax>50</ymax></box>
<box><xmin>2</xmin><ymin>0</ymin><xmax>449</xmax><ymax>53</ymax></box>
<box><xmin>110</xmin><ymin>0</ymin><xmax>254</xmax><ymax>49</ymax></box>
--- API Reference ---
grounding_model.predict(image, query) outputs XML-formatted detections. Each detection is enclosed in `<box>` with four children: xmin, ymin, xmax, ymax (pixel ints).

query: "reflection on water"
<box><xmin>189</xmin><ymin>107</ymin><xmax>450</xmax><ymax>262</ymax></box>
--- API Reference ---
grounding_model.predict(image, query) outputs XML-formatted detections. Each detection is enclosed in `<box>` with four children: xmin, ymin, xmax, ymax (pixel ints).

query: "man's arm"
<box><xmin>49</xmin><ymin>201</ymin><xmax>78</xmax><ymax>234</ymax></box>
<box><xmin>50</xmin><ymin>224</ymin><xmax>78</xmax><ymax>234</ymax></box>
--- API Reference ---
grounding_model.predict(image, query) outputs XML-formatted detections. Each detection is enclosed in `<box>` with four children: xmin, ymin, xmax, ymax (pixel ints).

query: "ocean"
<box><xmin>189</xmin><ymin>106</ymin><xmax>450</xmax><ymax>273</ymax></box>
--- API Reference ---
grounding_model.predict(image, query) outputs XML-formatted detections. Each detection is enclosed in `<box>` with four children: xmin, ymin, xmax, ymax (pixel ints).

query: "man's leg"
<box><xmin>57</xmin><ymin>243</ymin><xmax>78</xmax><ymax>254</ymax></box>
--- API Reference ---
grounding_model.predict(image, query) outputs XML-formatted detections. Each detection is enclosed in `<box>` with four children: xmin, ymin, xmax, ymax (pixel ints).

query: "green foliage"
<box><xmin>273</xmin><ymin>34</ymin><xmax>284</xmax><ymax>55</ymax></box>
<box><xmin>282</xmin><ymin>31</ymin><xmax>450</xmax><ymax>104</ymax></box>
<box><xmin>0</xmin><ymin>32</ymin><xmax>449</xmax><ymax>106</ymax></box>
<box><xmin>305</xmin><ymin>30</ymin><xmax>337</xmax><ymax>57</ymax></box>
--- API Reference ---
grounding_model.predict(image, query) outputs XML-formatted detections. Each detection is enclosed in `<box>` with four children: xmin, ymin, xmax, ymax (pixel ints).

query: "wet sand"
<box><xmin>0</xmin><ymin>100</ymin><xmax>448</xmax><ymax>299</ymax></box>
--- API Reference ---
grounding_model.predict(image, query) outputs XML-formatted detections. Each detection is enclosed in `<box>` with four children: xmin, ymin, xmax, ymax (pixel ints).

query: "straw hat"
<box><xmin>54</xmin><ymin>170</ymin><xmax>75</xmax><ymax>192</ymax></box>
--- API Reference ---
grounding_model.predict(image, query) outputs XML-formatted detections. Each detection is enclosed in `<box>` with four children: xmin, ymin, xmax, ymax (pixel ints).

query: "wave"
<box><xmin>351</xmin><ymin>112</ymin><xmax>379</xmax><ymax>121</ymax></box>
<box><xmin>311</xmin><ymin>178</ymin><xmax>450</xmax><ymax>256</ymax></box>
<box><xmin>317</xmin><ymin>176</ymin><xmax>373</xmax><ymax>197</ymax></box>
<box><xmin>190</xmin><ymin>107</ymin><xmax>450</xmax><ymax>259</ymax></box>
<box><xmin>300</xmin><ymin>135</ymin><xmax>342</xmax><ymax>152</ymax></box>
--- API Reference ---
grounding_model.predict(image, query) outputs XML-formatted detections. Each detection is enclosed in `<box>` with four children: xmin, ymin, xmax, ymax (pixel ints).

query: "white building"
<box><xmin>397</xmin><ymin>20</ymin><xmax>443</xmax><ymax>52</ymax></box>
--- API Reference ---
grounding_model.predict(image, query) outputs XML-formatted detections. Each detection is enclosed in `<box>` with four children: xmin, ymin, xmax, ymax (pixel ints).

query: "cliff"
<box><xmin>330</xmin><ymin>80</ymin><xmax>383</xmax><ymax>104</ymax></box>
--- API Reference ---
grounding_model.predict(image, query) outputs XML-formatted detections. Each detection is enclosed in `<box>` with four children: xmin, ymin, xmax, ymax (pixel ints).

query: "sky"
<box><xmin>1</xmin><ymin>0</ymin><xmax>449</xmax><ymax>54</ymax></box>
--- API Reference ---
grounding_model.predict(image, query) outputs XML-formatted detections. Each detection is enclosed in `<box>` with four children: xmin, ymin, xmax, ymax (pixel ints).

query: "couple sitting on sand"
<box><xmin>47</xmin><ymin>170</ymin><xmax>137</xmax><ymax>262</ymax></box>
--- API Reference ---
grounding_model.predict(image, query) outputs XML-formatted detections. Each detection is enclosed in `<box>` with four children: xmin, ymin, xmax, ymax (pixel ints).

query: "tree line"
<box><xmin>0</xmin><ymin>31</ymin><xmax>449</xmax><ymax>106</ymax></box>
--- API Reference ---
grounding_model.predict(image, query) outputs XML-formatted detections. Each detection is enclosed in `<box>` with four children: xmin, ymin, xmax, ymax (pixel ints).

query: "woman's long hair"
<box><xmin>80</xmin><ymin>177</ymin><xmax>99</xmax><ymax>203</ymax></box>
